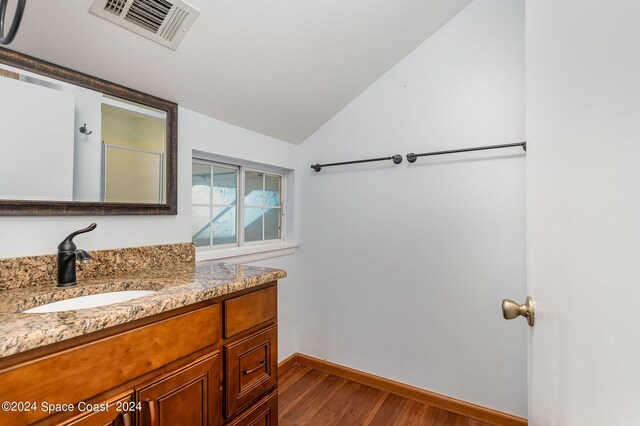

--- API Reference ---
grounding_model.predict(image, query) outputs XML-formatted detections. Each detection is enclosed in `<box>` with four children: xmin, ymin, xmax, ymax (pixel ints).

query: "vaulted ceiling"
<box><xmin>8</xmin><ymin>0</ymin><xmax>471</xmax><ymax>143</ymax></box>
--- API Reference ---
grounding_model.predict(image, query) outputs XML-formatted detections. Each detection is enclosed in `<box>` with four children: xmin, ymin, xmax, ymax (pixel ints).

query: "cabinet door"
<box><xmin>138</xmin><ymin>353</ymin><xmax>220</xmax><ymax>426</ymax></box>
<box><xmin>0</xmin><ymin>306</ymin><xmax>220</xmax><ymax>426</ymax></box>
<box><xmin>62</xmin><ymin>392</ymin><xmax>135</xmax><ymax>426</ymax></box>
<box><xmin>226</xmin><ymin>391</ymin><xmax>277</xmax><ymax>426</ymax></box>
<box><xmin>225</xmin><ymin>326</ymin><xmax>277</xmax><ymax>418</ymax></box>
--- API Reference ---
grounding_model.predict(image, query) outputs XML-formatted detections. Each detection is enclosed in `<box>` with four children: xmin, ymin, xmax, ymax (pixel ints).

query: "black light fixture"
<box><xmin>0</xmin><ymin>0</ymin><xmax>27</xmax><ymax>46</ymax></box>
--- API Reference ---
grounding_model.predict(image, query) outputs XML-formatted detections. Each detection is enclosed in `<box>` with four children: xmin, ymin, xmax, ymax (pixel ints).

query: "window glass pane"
<box><xmin>212</xmin><ymin>166</ymin><xmax>237</xmax><ymax>205</ymax></box>
<box><xmin>265</xmin><ymin>175</ymin><xmax>281</xmax><ymax>206</ymax></box>
<box><xmin>245</xmin><ymin>171</ymin><xmax>264</xmax><ymax>206</ymax></box>
<box><xmin>192</xmin><ymin>206</ymin><xmax>210</xmax><ymax>247</ymax></box>
<box><xmin>193</xmin><ymin>162</ymin><xmax>285</xmax><ymax>247</ymax></box>
<box><xmin>264</xmin><ymin>208</ymin><xmax>281</xmax><ymax>240</ymax></box>
<box><xmin>212</xmin><ymin>206</ymin><xmax>237</xmax><ymax>245</ymax></box>
<box><xmin>244</xmin><ymin>207</ymin><xmax>263</xmax><ymax>242</ymax></box>
<box><xmin>192</xmin><ymin>163</ymin><xmax>210</xmax><ymax>205</ymax></box>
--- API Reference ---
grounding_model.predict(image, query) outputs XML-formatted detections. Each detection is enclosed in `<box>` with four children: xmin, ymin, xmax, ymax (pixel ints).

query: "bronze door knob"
<box><xmin>502</xmin><ymin>297</ymin><xmax>534</xmax><ymax>326</ymax></box>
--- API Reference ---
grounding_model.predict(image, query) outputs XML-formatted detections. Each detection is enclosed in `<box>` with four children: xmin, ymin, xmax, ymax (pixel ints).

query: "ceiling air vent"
<box><xmin>90</xmin><ymin>0</ymin><xmax>199</xmax><ymax>50</ymax></box>
<box><xmin>104</xmin><ymin>0</ymin><xmax>127</xmax><ymax>16</ymax></box>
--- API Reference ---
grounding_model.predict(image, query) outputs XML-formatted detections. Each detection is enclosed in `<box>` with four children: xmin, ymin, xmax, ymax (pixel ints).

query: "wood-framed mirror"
<box><xmin>0</xmin><ymin>47</ymin><xmax>177</xmax><ymax>216</ymax></box>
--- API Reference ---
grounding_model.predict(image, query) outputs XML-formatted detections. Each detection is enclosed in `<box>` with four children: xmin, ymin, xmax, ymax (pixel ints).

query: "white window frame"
<box><xmin>192</xmin><ymin>158</ymin><xmax>286</xmax><ymax>251</ymax></box>
<box><xmin>241</xmin><ymin>167</ymin><xmax>285</xmax><ymax>247</ymax></box>
<box><xmin>192</xmin><ymin>159</ymin><xmax>239</xmax><ymax>249</ymax></box>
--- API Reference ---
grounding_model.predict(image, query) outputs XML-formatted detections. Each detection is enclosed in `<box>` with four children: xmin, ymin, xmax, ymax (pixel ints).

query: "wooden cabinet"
<box><xmin>0</xmin><ymin>305</ymin><xmax>220</xmax><ymax>425</ymax></box>
<box><xmin>0</xmin><ymin>282</ymin><xmax>279</xmax><ymax>426</ymax></box>
<box><xmin>224</xmin><ymin>326</ymin><xmax>278</xmax><ymax>418</ymax></box>
<box><xmin>138</xmin><ymin>353</ymin><xmax>220</xmax><ymax>426</ymax></box>
<box><xmin>226</xmin><ymin>391</ymin><xmax>277</xmax><ymax>426</ymax></box>
<box><xmin>224</xmin><ymin>287</ymin><xmax>277</xmax><ymax>339</ymax></box>
<box><xmin>62</xmin><ymin>393</ymin><xmax>135</xmax><ymax>426</ymax></box>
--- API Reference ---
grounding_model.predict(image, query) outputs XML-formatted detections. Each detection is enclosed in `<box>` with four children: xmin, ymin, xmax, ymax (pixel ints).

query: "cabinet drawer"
<box><xmin>224</xmin><ymin>286</ymin><xmax>277</xmax><ymax>339</ymax></box>
<box><xmin>226</xmin><ymin>391</ymin><xmax>277</xmax><ymax>426</ymax></box>
<box><xmin>0</xmin><ymin>305</ymin><xmax>220</xmax><ymax>425</ymax></box>
<box><xmin>62</xmin><ymin>392</ymin><xmax>135</xmax><ymax>426</ymax></box>
<box><xmin>224</xmin><ymin>326</ymin><xmax>277</xmax><ymax>417</ymax></box>
<box><xmin>138</xmin><ymin>352</ymin><xmax>220</xmax><ymax>426</ymax></box>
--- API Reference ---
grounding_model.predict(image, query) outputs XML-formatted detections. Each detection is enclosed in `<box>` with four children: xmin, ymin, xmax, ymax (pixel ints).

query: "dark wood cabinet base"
<box><xmin>0</xmin><ymin>282</ymin><xmax>279</xmax><ymax>426</ymax></box>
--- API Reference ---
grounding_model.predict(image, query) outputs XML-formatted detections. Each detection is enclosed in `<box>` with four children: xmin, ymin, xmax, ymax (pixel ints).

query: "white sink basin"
<box><xmin>24</xmin><ymin>290</ymin><xmax>157</xmax><ymax>314</ymax></box>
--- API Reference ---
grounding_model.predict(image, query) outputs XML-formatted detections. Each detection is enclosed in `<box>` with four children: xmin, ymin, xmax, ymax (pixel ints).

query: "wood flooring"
<box><xmin>278</xmin><ymin>365</ymin><xmax>495</xmax><ymax>426</ymax></box>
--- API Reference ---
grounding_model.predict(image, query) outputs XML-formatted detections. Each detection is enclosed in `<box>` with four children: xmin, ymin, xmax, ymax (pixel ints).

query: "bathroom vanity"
<box><xmin>0</xmin><ymin>252</ymin><xmax>285</xmax><ymax>426</ymax></box>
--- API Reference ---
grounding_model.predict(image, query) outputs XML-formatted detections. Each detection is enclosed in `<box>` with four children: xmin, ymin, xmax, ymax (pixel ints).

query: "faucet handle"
<box><xmin>58</xmin><ymin>223</ymin><xmax>97</xmax><ymax>251</ymax></box>
<box><xmin>71</xmin><ymin>223</ymin><xmax>97</xmax><ymax>237</ymax></box>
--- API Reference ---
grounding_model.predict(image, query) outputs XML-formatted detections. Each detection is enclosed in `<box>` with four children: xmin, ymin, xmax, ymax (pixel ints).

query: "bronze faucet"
<box><xmin>57</xmin><ymin>223</ymin><xmax>97</xmax><ymax>287</ymax></box>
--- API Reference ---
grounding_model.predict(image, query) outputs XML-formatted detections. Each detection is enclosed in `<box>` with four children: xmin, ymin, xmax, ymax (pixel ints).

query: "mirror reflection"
<box><xmin>0</xmin><ymin>64</ymin><xmax>167</xmax><ymax>204</ymax></box>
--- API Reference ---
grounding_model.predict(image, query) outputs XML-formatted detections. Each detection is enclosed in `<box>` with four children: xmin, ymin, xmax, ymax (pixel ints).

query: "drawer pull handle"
<box><xmin>116</xmin><ymin>412</ymin><xmax>131</xmax><ymax>426</ymax></box>
<box><xmin>145</xmin><ymin>399</ymin><xmax>158</xmax><ymax>426</ymax></box>
<box><xmin>243</xmin><ymin>360</ymin><xmax>267</xmax><ymax>375</ymax></box>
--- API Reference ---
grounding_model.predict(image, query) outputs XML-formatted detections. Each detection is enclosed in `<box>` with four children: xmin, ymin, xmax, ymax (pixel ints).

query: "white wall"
<box><xmin>0</xmin><ymin>77</ymin><xmax>75</xmax><ymax>201</ymax></box>
<box><xmin>527</xmin><ymin>1</ymin><xmax>640</xmax><ymax>424</ymax></box>
<box><xmin>0</xmin><ymin>106</ymin><xmax>302</xmax><ymax>361</ymax></box>
<box><xmin>297</xmin><ymin>0</ymin><xmax>526</xmax><ymax>417</ymax></box>
<box><xmin>71</xmin><ymin>86</ymin><xmax>103</xmax><ymax>202</ymax></box>
<box><xmin>0</xmin><ymin>64</ymin><xmax>105</xmax><ymax>202</ymax></box>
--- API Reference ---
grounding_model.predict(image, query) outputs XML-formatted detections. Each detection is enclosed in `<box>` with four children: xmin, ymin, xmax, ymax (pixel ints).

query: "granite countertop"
<box><xmin>0</xmin><ymin>262</ymin><xmax>286</xmax><ymax>359</ymax></box>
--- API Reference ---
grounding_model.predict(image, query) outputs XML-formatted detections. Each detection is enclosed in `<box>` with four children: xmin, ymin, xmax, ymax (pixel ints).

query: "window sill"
<box><xmin>196</xmin><ymin>242</ymin><xmax>298</xmax><ymax>264</ymax></box>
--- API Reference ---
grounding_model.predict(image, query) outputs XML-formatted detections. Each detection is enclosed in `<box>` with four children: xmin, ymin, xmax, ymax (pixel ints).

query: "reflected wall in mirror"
<box><xmin>0</xmin><ymin>48</ymin><xmax>177</xmax><ymax>215</ymax></box>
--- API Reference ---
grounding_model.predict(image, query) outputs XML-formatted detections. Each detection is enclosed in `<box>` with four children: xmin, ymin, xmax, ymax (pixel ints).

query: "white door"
<box><xmin>526</xmin><ymin>0</ymin><xmax>640</xmax><ymax>424</ymax></box>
